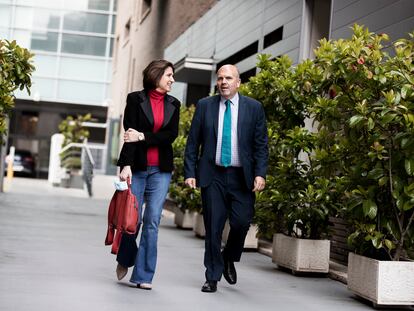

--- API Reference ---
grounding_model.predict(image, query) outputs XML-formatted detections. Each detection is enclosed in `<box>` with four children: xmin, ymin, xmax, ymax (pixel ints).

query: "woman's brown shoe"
<box><xmin>116</xmin><ymin>264</ymin><xmax>128</xmax><ymax>280</ymax></box>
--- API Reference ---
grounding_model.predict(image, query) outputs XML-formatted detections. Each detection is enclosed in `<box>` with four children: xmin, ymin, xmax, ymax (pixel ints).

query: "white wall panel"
<box><xmin>331</xmin><ymin>0</ymin><xmax>413</xmax><ymax>40</ymax></box>
<box><xmin>263</xmin><ymin>1</ymin><xmax>302</xmax><ymax>35</ymax></box>
<box><xmin>332</xmin><ymin>0</ymin><xmax>359</xmax><ymax>12</ymax></box>
<box><xmin>264</xmin><ymin>0</ymin><xmax>301</xmax><ymax>22</ymax></box>
<box><xmin>236</xmin><ymin>54</ymin><xmax>259</xmax><ymax>74</ymax></box>
<box><xmin>164</xmin><ymin>0</ymin><xmax>304</xmax><ymax>71</ymax></box>
<box><xmin>332</xmin><ymin>0</ymin><xmax>398</xmax><ymax>30</ymax></box>
<box><xmin>262</xmin><ymin>32</ymin><xmax>301</xmax><ymax>60</ymax></box>
<box><xmin>282</xmin><ymin>16</ymin><xmax>302</xmax><ymax>39</ymax></box>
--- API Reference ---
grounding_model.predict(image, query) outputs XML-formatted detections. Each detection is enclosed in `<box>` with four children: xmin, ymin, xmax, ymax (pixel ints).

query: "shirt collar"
<box><xmin>220</xmin><ymin>93</ymin><xmax>239</xmax><ymax>105</ymax></box>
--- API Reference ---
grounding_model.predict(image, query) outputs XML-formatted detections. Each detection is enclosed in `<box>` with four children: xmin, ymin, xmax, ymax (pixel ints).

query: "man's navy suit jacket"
<box><xmin>184</xmin><ymin>93</ymin><xmax>268</xmax><ymax>189</ymax></box>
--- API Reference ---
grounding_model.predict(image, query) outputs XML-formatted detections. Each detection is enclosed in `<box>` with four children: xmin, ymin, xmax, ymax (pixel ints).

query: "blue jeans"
<box><xmin>129</xmin><ymin>166</ymin><xmax>172</xmax><ymax>284</ymax></box>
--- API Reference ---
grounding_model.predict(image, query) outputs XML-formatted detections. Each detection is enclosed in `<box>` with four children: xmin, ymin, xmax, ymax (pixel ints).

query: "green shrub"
<box><xmin>0</xmin><ymin>39</ymin><xmax>35</xmax><ymax>143</ymax></box>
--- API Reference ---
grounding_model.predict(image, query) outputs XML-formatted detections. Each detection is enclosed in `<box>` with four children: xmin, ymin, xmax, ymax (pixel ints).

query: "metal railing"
<box><xmin>60</xmin><ymin>142</ymin><xmax>95</xmax><ymax>197</ymax></box>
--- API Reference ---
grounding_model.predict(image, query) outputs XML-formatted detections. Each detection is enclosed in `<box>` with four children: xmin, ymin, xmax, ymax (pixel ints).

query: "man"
<box><xmin>184</xmin><ymin>64</ymin><xmax>268</xmax><ymax>293</ymax></box>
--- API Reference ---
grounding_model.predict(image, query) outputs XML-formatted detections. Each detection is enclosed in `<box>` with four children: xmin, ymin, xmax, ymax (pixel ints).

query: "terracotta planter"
<box><xmin>348</xmin><ymin>252</ymin><xmax>414</xmax><ymax>306</ymax></box>
<box><xmin>193</xmin><ymin>212</ymin><xmax>205</xmax><ymax>238</ymax></box>
<box><xmin>272</xmin><ymin>233</ymin><xmax>330</xmax><ymax>273</ymax></box>
<box><xmin>173</xmin><ymin>206</ymin><xmax>195</xmax><ymax>229</ymax></box>
<box><xmin>222</xmin><ymin>221</ymin><xmax>259</xmax><ymax>249</ymax></box>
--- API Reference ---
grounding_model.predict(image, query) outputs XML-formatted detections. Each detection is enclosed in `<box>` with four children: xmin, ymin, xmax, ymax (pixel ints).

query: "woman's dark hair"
<box><xmin>142</xmin><ymin>59</ymin><xmax>174</xmax><ymax>90</ymax></box>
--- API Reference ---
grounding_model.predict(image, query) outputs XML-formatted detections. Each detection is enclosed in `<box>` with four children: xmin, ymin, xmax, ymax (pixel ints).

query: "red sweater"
<box><xmin>147</xmin><ymin>89</ymin><xmax>165</xmax><ymax>166</ymax></box>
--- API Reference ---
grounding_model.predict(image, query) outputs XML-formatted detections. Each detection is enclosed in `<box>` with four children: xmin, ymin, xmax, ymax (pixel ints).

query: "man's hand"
<box><xmin>119</xmin><ymin>166</ymin><xmax>132</xmax><ymax>182</ymax></box>
<box><xmin>185</xmin><ymin>178</ymin><xmax>197</xmax><ymax>189</ymax></box>
<box><xmin>124</xmin><ymin>128</ymin><xmax>143</xmax><ymax>142</ymax></box>
<box><xmin>252</xmin><ymin>176</ymin><xmax>265</xmax><ymax>192</ymax></box>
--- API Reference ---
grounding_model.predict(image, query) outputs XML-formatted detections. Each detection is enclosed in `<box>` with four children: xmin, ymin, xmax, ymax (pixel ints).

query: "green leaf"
<box><xmin>378</xmin><ymin>176</ymin><xmax>388</xmax><ymax>186</ymax></box>
<box><xmin>381</xmin><ymin>113</ymin><xmax>397</xmax><ymax>124</ymax></box>
<box><xmin>405</xmin><ymin>159</ymin><xmax>414</xmax><ymax>176</ymax></box>
<box><xmin>367</xmin><ymin>168</ymin><xmax>384</xmax><ymax>180</ymax></box>
<box><xmin>349</xmin><ymin>115</ymin><xmax>364</xmax><ymax>127</ymax></box>
<box><xmin>384</xmin><ymin>239</ymin><xmax>396</xmax><ymax>250</ymax></box>
<box><xmin>403</xmin><ymin>200</ymin><xmax>414</xmax><ymax>211</ymax></box>
<box><xmin>404</xmin><ymin>182</ymin><xmax>414</xmax><ymax>196</ymax></box>
<box><xmin>363</xmin><ymin>199</ymin><xmax>377</xmax><ymax>219</ymax></box>
<box><xmin>372</xmin><ymin>234</ymin><xmax>383</xmax><ymax>249</ymax></box>
<box><xmin>402</xmin><ymin>138</ymin><xmax>411</xmax><ymax>149</ymax></box>
<box><xmin>367</xmin><ymin>117</ymin><xmax>374</xmax><ymax>130</ymax></box>
<box><xmin>401</xmin><ymin>85</ymin><xmax>410</xmax><ymax>99</ymax></box>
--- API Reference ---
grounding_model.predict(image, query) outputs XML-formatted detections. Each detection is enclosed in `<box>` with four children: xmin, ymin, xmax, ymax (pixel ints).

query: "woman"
<box><xmin>116</xmin><ymin>59</ymin><xmax>180</xmax><ymax>290</ymax></box>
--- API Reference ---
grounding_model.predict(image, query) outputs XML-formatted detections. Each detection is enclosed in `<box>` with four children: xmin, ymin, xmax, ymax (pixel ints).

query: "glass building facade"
<box><xmin>0</xmin><ymin>0</ymin><xmax>116</xmax><ymax>177</ymax></box>
<box><xmin>0</xmin><ymin>0</ymin><xmax>116</xmax><ymax>105</ymax></box>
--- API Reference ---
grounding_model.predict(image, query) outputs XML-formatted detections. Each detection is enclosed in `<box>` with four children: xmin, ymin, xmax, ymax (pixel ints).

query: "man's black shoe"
<box><xmin>201</xmin><ymin>281</ymin><xmax>217</xmax><ymax>293</ymax></box>
<box><xmin>223</xmin><ymin>254</ymin><xmax>237</xmax><ymax>284</ymax></box>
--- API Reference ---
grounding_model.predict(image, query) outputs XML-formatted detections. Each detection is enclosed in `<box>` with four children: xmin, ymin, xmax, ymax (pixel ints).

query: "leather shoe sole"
<box><xmin>201</xmin><ymin>281</ymin><xmax>217</xmax><ymax>293</ymax></box>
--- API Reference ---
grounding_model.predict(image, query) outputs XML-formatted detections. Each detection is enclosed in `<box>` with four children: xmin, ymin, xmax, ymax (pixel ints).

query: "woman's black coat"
<box><xmin>117</xmin><ymin>90</ymin><xmax>180</xmax><ymax>172</ymax></box>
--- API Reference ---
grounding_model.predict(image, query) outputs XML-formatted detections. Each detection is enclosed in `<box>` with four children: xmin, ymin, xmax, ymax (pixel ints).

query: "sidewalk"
<box><xmin>0</xmin><ymin>177</ymin><xmax>409</xmax><ymax>311</ymax></box>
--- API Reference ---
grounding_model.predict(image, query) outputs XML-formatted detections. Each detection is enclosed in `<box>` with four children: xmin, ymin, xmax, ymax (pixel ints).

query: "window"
<box><xmin>240</xmin><ymin>68</ymin><xmax>256</xmax><ymax>83</ymax></box>
<box><xmin>263</xmin><ymin>26</ymin><xmax>283</xmax><ymax>49</ymax></box>
<box><xmin>140</xmin><ymin>0</ymin><xmax>151</xmax><ymax>23</ymax></box>
<box><xmin>124</xmin><ymin>18</ymin><xmax>130</xmax><ymax>39</ymax></box>
<box><xmin>62</xmin><ymin>34</ymin><xmax>107</xmax><ymax>56</ymax></box>
<box><xmin>0</xmin><ymin>5</ymin><xmax>11</xmax><ymax>27</ymax></box>
<box><xmin>58</xmin><ymin>80</ymin><xmax>105</xmax><ymax>103</ymax></box>
<box><xmin>33</xmin><ymin>55</ymin><xmax>58</xmax><ymax>77</ymax></box>
<box><xmin>63</xmin><ymin>0</ymin><xmax>110</xmax><ymax>11</ymax></box>
<box><xmin>19</xmin><ymin>111</ymin><xmax>39</xmax><ymax>136</ymax></box>
<box><xmin>0</xmin><ymin>27</ymin><xmax>9</xmax><ymax>39</ymax></box>
<box><xmin>63</xmin><ymin>12</ymin><xmax>109</xmax><ymax>34</ymax></box>
<box><xmin>32</xmin><ymin>77</ymin><xmax>56</xmax><ymax>99</ymax></box>
<box><xmin>109</xmin><ymin>37</ymin><xmax>114</xmax><ymax>57</ymax></box>
<box><xmin>15</xmin><ymin>7</ymin><xmax>60</xmax><ymax>30</ymax></box>
<box><xmin>59</xmin><ymin>57</ymin><xmax>106</xmax><ymax>80</ymax></box>
<box><xmin>216</xmin><ymin>41</ymin><xmax>259</xmax><ymax>69</ymax></box>
<box><xmin>87</xmin><ymin>0</ymin><xmax>110</xmax><ymax>11</ymax></box>
<box><xmin>111</xmin><ymin>14</ymin><xmax>116</xmax><ymax>34</ymax></box>
<box><xmin>31</xmin><ymin>31</ymin><xmax>59</xmax><ymax>52</ymax></box>
<box><xmin>16</xmin><ymin>0</ymin><xmax>62</xmax><ymax>9</ymax></box>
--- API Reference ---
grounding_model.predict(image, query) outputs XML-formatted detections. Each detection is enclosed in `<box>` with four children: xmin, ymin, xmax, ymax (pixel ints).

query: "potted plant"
<box><xmin>241</xmin><ymin>54</ymin><xmax>337</xmax><ymax>273</ymax></box>
<box><xmin>311</xmin><ymin>25</ymin><xmax>414</xmax><ymax>305</ymax></box>
<box><xmin>169</xmin><ymin>106</ymin><xmax>202</xmax><ymax>229</ymax></box>
<box><xmin>58</xmin><ymin>113</ymin><xmax>91</xmax><ymax>188</ymax></box>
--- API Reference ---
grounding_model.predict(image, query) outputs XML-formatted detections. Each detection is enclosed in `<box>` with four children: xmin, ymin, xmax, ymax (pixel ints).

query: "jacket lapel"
<box><xmin>162</xmin><ymin>95</ymin><xmax>176</xmax><ymax>128</ymax></box>
<box><xmin>212</xmin><ymin>95</ymin><xmax>220</xmax><ymax>138</ymax></box>
<box><xmin>138</xmin><ymin>92</ymin><xmax>154</xmax><ymax>126</ymax></box>
<box><xmin>237</xmin><ymin>94</ymin><xmax>246</xmax><ymax>144</ymax></box>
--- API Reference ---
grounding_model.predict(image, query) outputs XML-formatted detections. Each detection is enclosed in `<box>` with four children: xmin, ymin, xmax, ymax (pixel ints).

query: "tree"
<box><xmin>0</xmin><ymin>39</ymin><xmax>35</xmax><ymax>143</ymax></box>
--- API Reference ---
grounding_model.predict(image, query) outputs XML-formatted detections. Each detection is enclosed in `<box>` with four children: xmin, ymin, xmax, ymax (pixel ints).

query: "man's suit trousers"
<box><xmin>201</xmin><ymin>165</ymin><xmax>255</xmax><ymax>282</ymax></box>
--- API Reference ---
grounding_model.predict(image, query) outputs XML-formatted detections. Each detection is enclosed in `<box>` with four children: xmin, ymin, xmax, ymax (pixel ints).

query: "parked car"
<box><xmin>4</xmin><ymin>149</ymin><xmax>36</xmax><ymax>177</ymax></box>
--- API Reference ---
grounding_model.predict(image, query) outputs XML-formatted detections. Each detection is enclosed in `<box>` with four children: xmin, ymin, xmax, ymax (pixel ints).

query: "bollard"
<box><xmin>4</xmin><ymin>146</ymin><xmax>15</xmax><ymax>192</ymax></box>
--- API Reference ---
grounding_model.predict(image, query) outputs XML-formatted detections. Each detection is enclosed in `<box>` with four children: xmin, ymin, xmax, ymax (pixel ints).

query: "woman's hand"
<box><xmin>119</xmin><ymin>166</ymin><xmax>132</xmax><ymax>182</ymax></box>
<box><xmin>124</xmin><ymin>128</ymin><xmax>144</xmax><ymax>142</ymax></box>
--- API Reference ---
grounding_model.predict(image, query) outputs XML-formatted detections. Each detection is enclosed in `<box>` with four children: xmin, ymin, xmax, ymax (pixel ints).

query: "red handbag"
<box><xmin>105</xmin><ymin>182</ymin><xmax>139</xmax><ymax>254</ymax></box>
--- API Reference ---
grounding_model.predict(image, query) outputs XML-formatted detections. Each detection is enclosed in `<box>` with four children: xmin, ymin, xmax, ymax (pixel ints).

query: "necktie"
<box><xmin>221</xmin><ymin>99</ymin><xmax>232</xmax><ymax>167</ymax></box>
